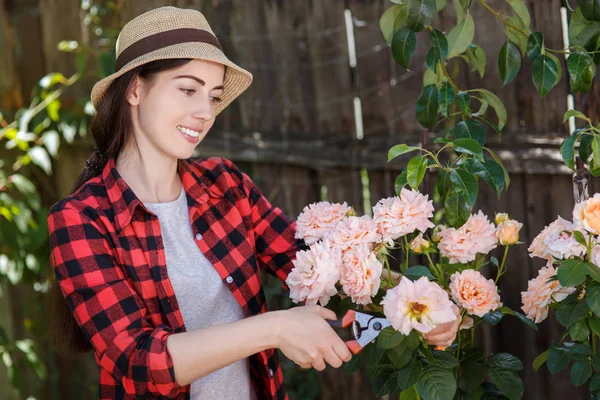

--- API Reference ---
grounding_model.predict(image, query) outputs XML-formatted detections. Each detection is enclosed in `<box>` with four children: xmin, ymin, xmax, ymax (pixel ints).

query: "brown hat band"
<box><xmin>115</xmin><ymin>28</ymin><xmax>223</xmax><ymax>71</ymax></box>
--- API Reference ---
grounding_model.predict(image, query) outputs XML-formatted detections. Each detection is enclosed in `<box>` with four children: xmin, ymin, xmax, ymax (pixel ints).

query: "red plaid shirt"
<box><xmin>48</xmin><ymin>156</ymin><xmax>307</xmax><ymax>399</ymax></box>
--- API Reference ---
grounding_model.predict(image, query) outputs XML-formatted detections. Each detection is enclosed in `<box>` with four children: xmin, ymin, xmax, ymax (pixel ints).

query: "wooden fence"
<box><xmin>1</xmin><ymin>0</ymin><xmax>598</xmax><ymax>398</ymax></box>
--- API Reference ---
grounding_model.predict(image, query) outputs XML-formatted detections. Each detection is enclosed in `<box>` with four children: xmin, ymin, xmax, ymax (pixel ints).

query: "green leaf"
<box><xmin>436</xmin><ymin>0</ymin><xmax>447</xmax><ymax>11</ymax></box>
<box><xmin>486</xmin><ymin>353</ymin><xmax>523</xmax><ymax>371</ymax></box>
<box><xmin>505</xmin><ymin>16</ymin><xmax>530</xmax><ymax>54</ymax></box>
<box><xmin>527</xmin><ymin>32</ymin><xmax>545</xmax><ymax>63</ymax></box>
<box><xmin>569</xmin><ymin>6</ymin><xmax>600</xmax><ymax>47</ymax></box>
<box><xmin>407</xmin><ymin>156</ymin><xmax>429</xmax><ymax>189</ymax></box>
<box><xmin>454</xmin><ymin>120</ymin><xmax>486</xmax><ymax>146</ymax></box>
<box><xmin>447</xmin><ymin>12</ymin><xmax>475</xmax><ymax>58</ymax></box>
<box><xmin>590</xmin><ymin>372</ymin><xmax>600</xmax><ymax>391</ymax></box>
<box><xmin>468</xmin><ymin>158</ymin><xmax>504</xmax><ymax>198</ymax></box>
<box><xmin>533</xmin><ymin>350</ymin><xmax>549</xmax><ymax>372</ymax></box>
<box><xmin>587</xmin><ymin>284</ymin><xmax>600</xmax><ymax>316</ymax></box>
<box><xmin>437</xmin><ymin>169</ymin><xmax>451</xmax><ymax>199</ymax></box>
<box><xmin>573</xmin><ymin>230</ymin><xmax>588</xmax><ymax>246</ymax></box>
<box><xmin>416</xmin><ymin>366</ymin><xmax>457</xmax><ymax>400</ymax></box>
<box><xmin>482</xmin><ymin>309</ymin><xmax>503</xmax><ymax>325</ymax></box>
<box><xmin>570</xmin><ymin>319</ymin><xmax>591</xmax><ymax>341</ymax></box>
<box><xmin>459</xmin><ymin>361</ymin><xmax>488</xmax><ymax>391</ymax></box>
<box><xmin>444</xmin><ymin>189</ymin><xmax>471</xmax><ymax>228</ymax></box>
<box><xmin>378</xmin><ymin>326</ymin><xmax>407</xmax><ymax>349</ymax></box>
<box><xmin>564</xmin><ymin>109</ymin><xmax>589</xmax><ymax>123</ymax></box>
<box><xmin>453</xmin><ymin>138</ymin><xmax>484</xmax><ymax>161</ymax></box>
<box><xmin>548</xmin><ymin>345</ymin><xmax>571</xmax><ymax>374</ymax></box>
<box><xmin>581</xmin><ymin>0</ymin><xmax>600</xmax><ymax>22</ymax></box>
<box><xmin>457</xmin><ymin>92</ymin><xmax>472</xmax><ymax>115</ymax></box>
<box><xmin>389</xmin><ymin>144</ymin><xmax>420</xmax><ymax>161</ymax></box>
<box><xmin>561</xmin><ymin>132</ymin><xmax>581</xmax><ymax>170</ymax></box>
<box><xmin>568</xmin><ymin>52</ymin><xmax>594</xmax><ymax>84</ymax></box>
<box><xmin>407</xmin><ymin>0</ymin><xmax>437</xmax><ymax>32</ymax></box>
<box><xmin>488</xmin><ymin>367</ymin><xmax>523</xmax><ymax>400</ymax></box>
<box><xmin>380</xmin><ymin>4</ymin><xmax>409</xmax><ymax>43</ymax></box>
<box><xmin>450</xmin><ymin>168</ymin><xmax>478</xmax><ymax>206</ymax></box>
<box><xmin>556</xmin><ymin>300</ymin><xmax>589</xmax><ymax>327</ymax></box>
<box><xmin>506</xmin><ymin>0</ymin><xmax>531</xmax><ymax>28</ymax></box>
<box><xmin>570</xmin><ymin>63</ymin><xmax>595</xmax><ymax>93</ymax></box>
<box><xmin>590</xmin><ymin>317</ymin><xmax>600</xmax><ymax>336</ymax></box>
<box><xmin>546</xmin><ymin>52</ymin><xmax>564</xmax><ymax>87</ymax></box>
<box><xmin>471</xmin><ymin>89</ymin><xmax>507</xmax><ymax>131</ymax></box>
<box><xmin>464</xmin><ymin>43</ymin><xmax>487</xmax><ymax>78</ymax></box>
<box><xmin>416</xmin><ymin>84</ymin><xmax>439</xmax><ymax>129</ymax></box>
<box><xmin>430</xmin><ymin>351</ymin><xmax>459</xmax><ymax>368</ymax></box>
<box><xmin>532</xmin><ymin>55</ymin><xmax>559</xmax><ymax>98</ymax></box>
<box><xmin>498</xmin><ymin>41</ymin><xmax>522</xmax><ymax>86</ymax></box>
<box><xmin>390</xmin><ymin>345</ymin><xmax>415</xmax><ymax>368</ymax></box>
<box><xmin>395</xmin><ymin>170</ymin><xmax>409</xmax><ymax>194</ymax></box>
<box><xmin>404</xmin><ymin>265</ymin><xmax>436</xmax><ymax>281</ymax></box>
<box><xmin>426</xmin><ymin>29</ymin><xmax>448</xmax><ymax>71</ymax></box>
<box><xmin>571</xmin><ymin>360</ymin><xmax>593</xmax><ymax>387</ymax></box>
<box><xmin>513</xmin><ymin>310</ymin><xmax>539</xmax><ymax>332</ymax></box>
<box><xmin>484</xmin><ymin>148</ymin><xmax>509</xmax><ymax>190</ymax></box>
<box><xmin>580</xmin><ymin>134</ymin><xmax>594</xmax><ymax>163</ymax></box>
<box><xmin>398</xmin><ymin>359</ymin><xmax>423</xmax><ymax>390</ymax></box>
<box><xmin>393</xmin><ymin>27</ymin><xmax>418</xmax><ymax>69</ymax></box>
<box><xmin>593</xmin><ymin>136</ymin><xmax>600</xmax><ymax>175</ymax></box>
<box><xmin>405</xmin><ymin>330</ymin><xmax>422</xmax><ymax>350</ymax></box>
<box><xmin>438</xmin><ymin>81</ymin><xmax>455</xmax><ymax>117</ymax></box>
<box><xmin>400</xmin><ymin>387</ymin><xmax>421</xmax><ymax>400</ymax></box>
<box><xmin>558</xmin><ymin>259</ymin><xmax>588</xmax><ymax>287</ymax></box>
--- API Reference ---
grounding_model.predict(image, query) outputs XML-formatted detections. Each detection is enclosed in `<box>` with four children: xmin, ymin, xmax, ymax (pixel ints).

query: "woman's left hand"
<box><xmin>423</xmin><ymin>304</ymin><xmax>461</xmax><ymax>348</ymax></box>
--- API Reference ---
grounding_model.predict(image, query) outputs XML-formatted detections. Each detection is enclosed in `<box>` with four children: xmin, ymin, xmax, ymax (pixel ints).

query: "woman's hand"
<box><xmin>272</xmin><ymin>305</ymin><xmax>353</xmax><ymax>371</ymax></box>
<box><xmin>423</xmin><ymin>304</ymin><xmax>461</xmax><ymax>348</ymax></box>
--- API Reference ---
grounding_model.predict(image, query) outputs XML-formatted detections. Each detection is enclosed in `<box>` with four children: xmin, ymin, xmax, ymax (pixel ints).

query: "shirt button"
<box><xmin>269</xmin><ymin>368</ymin><xmax>274</xmax><ymax>377</ymax></box>
<box><xmin>195</xmin><ymin>233</ymin><xmax>202</xmax><ymax>240</ymax></box>
<box><xmin>225</xmin><ymin>276</ymin><xmax>233</xmax><ymax>284</ymax></box>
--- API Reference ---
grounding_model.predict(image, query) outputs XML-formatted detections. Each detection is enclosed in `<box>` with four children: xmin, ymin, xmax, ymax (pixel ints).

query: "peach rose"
<box><xmin>382</xmin><ymin>277</ymin><xmax>457</xmax><ymax>335</ymax></box>
<box><xmin>521</xmin><ymin>263</ymin><xmax>576</xmax><ymax>323</ymax></box>
<box><xmin>438</xmin><ymin>211</ymin><xmax>498</xmax><ymax>264</ymax></box>
<box><xmin>372</xmin><ymin>189</ymin><xmax>435</xmax><ymax>245</ymax></box>
<box><xmin>528</xmin><ymin>216</ymin><xmax>574</xmax><ymax>260</ymax></box>
<box><xmin>574</xmin><ymin>193</ymin><xmax>600</xmax><ymax>234</ymax></box>
<box><xmin>340</xmin><ymin>243</ymin><xmax>383</xmax><ymax>305</ymax></box>
<box><xmin>329</xmin><ymin>215</ymin><xmax>381</xmax><ymax>251</ymax></box>
<box><xmin>496</xmin><ymin>219</ymin><xmax>523</xmax><ymax>245</ymax></box>
<box><xmin>295</xmin><ymin>201</ymin><xmax>352</xmax><ymax>245</ymax></box>
<box><xmin>449</xmin><ymin>270</ymin><xmax>502</xmax><ymax>317</ymax></box>
<box><xmin>495</xmin><ymin>213</ymin><xmax>510</xmax><ymax>225</ymax></box>
<box><xmin>410</xmin><ymin>233</ymin><xmax>430</xmax><ymax>254</ymax></box>
<box><xmin>286</xmin><ymin>239</ymin><xmax>342</xmax><ymax>306</ymax></box>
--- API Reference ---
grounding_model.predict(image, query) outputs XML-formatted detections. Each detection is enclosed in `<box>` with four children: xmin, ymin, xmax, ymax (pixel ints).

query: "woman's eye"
<box><xmin>180</xmin><ymin>88</ymin><xmax>195</xmax><ymax>95</ymax></box>
<box><xmin>210</xmin><ymin>96</ymin><xmax>223</xmax><ymax>103</ymax></box>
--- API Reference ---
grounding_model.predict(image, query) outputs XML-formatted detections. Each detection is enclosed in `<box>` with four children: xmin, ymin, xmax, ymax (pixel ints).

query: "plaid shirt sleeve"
<box><xmin>220</xmin><ymin>158</ymin><xmax>309</xmax><ymax>288</ymax></box>
<box><xmin>48</xmin><ymin>204</ymin><xmax>181</xmax><ymax>397</ymax></box>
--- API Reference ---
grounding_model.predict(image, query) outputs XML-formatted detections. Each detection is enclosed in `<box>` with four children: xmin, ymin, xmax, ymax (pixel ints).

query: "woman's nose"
<box><xmin>191</xmin><ymin>96</ymin><xmax>215</xmax><ymax>121</ymax></box>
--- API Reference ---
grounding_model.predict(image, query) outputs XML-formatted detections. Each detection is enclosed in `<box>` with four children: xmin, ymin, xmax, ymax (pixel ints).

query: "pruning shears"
<box><xmin>327</xmin><ymin>310</ymin><xmax>391</xmax><ymax>355</ymax></box>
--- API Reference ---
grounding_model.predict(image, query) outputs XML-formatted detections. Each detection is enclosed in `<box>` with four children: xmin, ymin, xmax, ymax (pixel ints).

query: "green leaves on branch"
<box><xmin>407</xmin><ymin>0</ymin><xmax>437</xmax><ymax>32</ymax></box>
<box><xmin>447</xmin><ymin>12</ymin><xmax>475</xmax><ymax>58</ymax></box>
<box><xmin>392</xmin><ymin>27</ymin><xmax>417</xmax><ymax>69</ymax></box>
<box><xmin>581</xmin><ymin>0</ymin><xmax>600</xmax><ymax>22</ymax></box>
<box><xmin>532</xmin><ymin>55</ymin><xmax>559</xmax><ymax>98</ymax></box>
<box><xmin>416</xmin><ymin>85</ymin><xmax>440</xmax><ymax>129</ymax></box>
<box><xmin>498</xmin><ymin>41</ymin><xmax>522</xmax><ymax>86</ymax></box>
<box><xmin>426</xmin><ymin>29</ymin><xmax>448</xmax><ymax>71</ymax></box>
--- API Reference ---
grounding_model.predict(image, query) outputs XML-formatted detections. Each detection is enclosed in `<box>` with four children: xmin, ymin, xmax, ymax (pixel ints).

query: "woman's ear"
<box><xmin>126</xmin><ymin>77</ymin><xmax>142</xmax><ymax>106</ymax></box>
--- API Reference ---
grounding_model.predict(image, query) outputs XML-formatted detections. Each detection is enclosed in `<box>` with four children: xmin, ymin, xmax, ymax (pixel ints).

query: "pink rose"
<box><xmin>381</xmin><ymin>277</ymin><xmax>457</xmax><ymax>335</ymax></box>
<box><xmin>329</xmin><ymin>215</ymin><xmax>381</xmax><ymax>251</ymax></box>
<box><xmin>295</xmin><ymin>201</ymin><xmax>352</xmax><ymax>245</ymax></box>
<box><xmin>528</xmin><ymin>216</ymin><xmax>574</xmax><ymax>260</ymax></box>
<box><xmin>438</xmin><ymin>211</ymin><xmax>498</xmax><ymax>264</ymax></box>
<box><xmin>372</xmin><ymin>189</ymin><xmax>434</xmax><ymax>245</ymax></box>
<box><xmin>286</xmin><ymin>239</ymin><xmax>341</xmax><ymax>306</ymax></box>
<box><xmin>340</xmin><ymin>244</ymin><xmax>383</xmax><ymax>305</ymax></box>
<box><xmin>449</xmin><ymin>270</ymin><xmax>502</xmax><ymax>317</ymax></box>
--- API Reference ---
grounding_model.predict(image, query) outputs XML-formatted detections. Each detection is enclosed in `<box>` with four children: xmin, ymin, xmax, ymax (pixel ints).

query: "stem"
<box><xmin>425</xmin><ymin>252</ymin><xmax>442</xmax><ymax>283</ymax></box>
<box><xmin>593</xmin><ymin>332</ymin><xmax>597</xmax><ymax>354</ymax></box>
<box><xmin>404</xmin><ymin>236</ymin><xmax>410</xmax><ymax>271</ymax></box>
<box><xmin>476</xmin><ymin>0</ymin><xmax>528</xmax><ymax>37</ymax></box>
<box><xmin>495</xmin><ymin>246</ymin><xmax>510</xmax><ymax>284</ymax></box>
<box><xmin>470</xmin><ymin>326</ymin><xmax>475</xmax><ymax>348</ymax></box>
<box><xmin>384</xmin><ymin>256</ymin><xmax>394</xmax><ymax>286</ymax></box>
<box><xmin>440</xmin><ymin>62</ymin><xmax>460</xmax><ymax>93</ymax></box>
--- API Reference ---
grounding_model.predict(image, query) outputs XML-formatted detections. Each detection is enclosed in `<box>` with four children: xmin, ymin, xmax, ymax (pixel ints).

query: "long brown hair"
<box><xmin>49</xmin><ymin>59</ymin><xmax>192</xmax><ymax>355</ymax></box>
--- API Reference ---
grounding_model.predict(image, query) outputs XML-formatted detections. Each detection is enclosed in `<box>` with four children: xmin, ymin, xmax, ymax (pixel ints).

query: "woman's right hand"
<box><xmin>271</xmin><ymin>305</ymin><xmax>353</xmax><ymax>371</ymax></box>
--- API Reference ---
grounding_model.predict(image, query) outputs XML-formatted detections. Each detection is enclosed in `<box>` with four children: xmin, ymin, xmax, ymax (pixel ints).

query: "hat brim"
<box><xmin>90</xmin><ymin>42</ymin><xmax>253</xmax><ymax>116</ymax></box>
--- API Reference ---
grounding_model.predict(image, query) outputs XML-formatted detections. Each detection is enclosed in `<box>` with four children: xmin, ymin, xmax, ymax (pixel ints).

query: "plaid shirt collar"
<box><xmin>102</xmin><ymin>157</ymin><xmax>223</xmax><ymax>233</ymax></box>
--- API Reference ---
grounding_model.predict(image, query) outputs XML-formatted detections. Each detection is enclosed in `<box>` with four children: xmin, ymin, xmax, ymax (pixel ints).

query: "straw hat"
<box><xmin>90</xmin><ymin>6</ymin><xmax>253</xmax><ymax>115</ymax></box>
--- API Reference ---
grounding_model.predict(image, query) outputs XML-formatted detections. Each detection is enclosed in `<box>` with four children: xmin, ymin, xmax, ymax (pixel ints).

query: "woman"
<box><xmin>47</xmin><ymin>6</ymin><xmax>459</xmax><ymax>400</ymax></box>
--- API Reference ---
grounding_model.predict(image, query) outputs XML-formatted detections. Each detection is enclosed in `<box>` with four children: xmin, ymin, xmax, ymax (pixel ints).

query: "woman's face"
<box><xmin>126</xmin><ymin>59</ymin><xmax>225</xmax><ymax>160</ymax></box>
